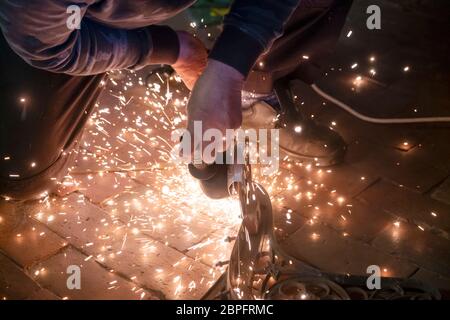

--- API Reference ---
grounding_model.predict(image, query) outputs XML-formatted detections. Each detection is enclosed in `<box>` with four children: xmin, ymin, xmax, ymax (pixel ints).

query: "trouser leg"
<box><xmin>0</xmin><ymin>33</ymin><xmax>105</xmax><ymax>200</ymax></box>
<box><xmin>244</xmin><ymin>0</ymin><xmax>354</xmax><ymax>94</ymax></box>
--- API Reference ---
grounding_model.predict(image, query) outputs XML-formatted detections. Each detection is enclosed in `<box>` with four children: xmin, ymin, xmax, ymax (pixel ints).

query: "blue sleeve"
<box><xmin>0</xmin><ymin>0</ymin><xmax>179</xmax><ymax>75</ymax></box>
<box><xmin>209</xmin><ymin>0</ymin><xmax>301</xmax><ymax>76</ymax></box>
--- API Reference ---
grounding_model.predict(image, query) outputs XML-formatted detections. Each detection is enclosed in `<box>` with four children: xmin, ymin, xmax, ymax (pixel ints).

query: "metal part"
<box><xmin>227</xmin><ymin>162</ymin><xmax>261</xmax><ymax>235</ymax></box>
<box><xmin>202</xmin><ymin>159</ymin><xmax>441</xmax><ymax>301</ymax></box>
<box><xmin>197</xmin><ymin>86</ymin><xmax>440</xmax><ymax>300</ymax></box>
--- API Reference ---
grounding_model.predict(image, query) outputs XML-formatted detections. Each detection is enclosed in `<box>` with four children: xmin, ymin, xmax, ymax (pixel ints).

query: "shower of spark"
<box><xmin>1</xmin><ymin>25</ymin><xmax>419</xmax><ymax>298</ymax></box>
<box><xmin>22</xmin><ymin>66</ymin><xmax>314</xmax><ymax>299</ymax></box>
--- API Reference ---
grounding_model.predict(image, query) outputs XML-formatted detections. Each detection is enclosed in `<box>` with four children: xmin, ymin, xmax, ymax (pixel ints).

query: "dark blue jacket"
<box><xmin>0</xmin><ymin>0</ymin><xmax>300</xmax><ymax>76</ymax></box>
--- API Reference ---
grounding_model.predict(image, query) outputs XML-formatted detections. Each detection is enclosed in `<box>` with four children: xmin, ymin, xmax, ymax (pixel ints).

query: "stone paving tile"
<box><xmin>431</xmin><ymin>176</ymin><xmax>450</xmax><ymax>206</ymax></box>
<box><xmin>0</xmin><ymin>213</ymin><xmax>67</xmax><ymax>268</ymax></box>
<box><xmin>357</xmin><ymin>180</ymin><xmax>450</xmax><ymax>234</ymax></box>
<box><xmin>185</xmin><ymin>228</ymin><xmax>237</xmax><ymax>268</ymax></box>
<box><xmin>281</xmin><ymin>223</ymin><xmax>417</xmax><ymax>278</ymax></box>
<box><xmin>126</xmin><ymin>166</ymin><xmax>177</xmax><ymax>188</ymax></box>
<box><xmin>26</xmin><ymin>193</ymin><xmax>120</xmax><ymax>251</ymax></box>
<box><xmin>367</xmin><ymin>148</ymin><xmax>448</xmax><ymax>194</ymax></box>
<box><xmin>365</xmin><ymin>127</ymin><xmax>450</xmax><ymax>185</ymax></box>
<box><xmin>273</xmin><ymin>177</ymin><xmax>346</xmax><ymax>219</ymax></box>
<box><xmin>0</xmin><ymin>252</ymin><xmax>41</xmax><ymax>300</ymax></box>
<box><xmin>317</xmin><ymin>163</ymin><xmax>378</xmax><ymax>198</ymax></box>
<box><xmin>271</xmin><ymin>176</ymin><xmax>322</xmax><ymax>211</ymax></box>
<box><xmin>412</xmin><ymin>137</ymin><xmax>450</xmax><ymax>176</ymax></box>
<box><xmin>348</xmin><ymin>140</ymin><xmax>449</xmax><ymax>193</ymax></box>
<box><xmin>271</xmin><ymin>199</ymin><xmax>308</xmax><ymax>242</ymax></box>
<box><xmin>26</xmin><ymin>193</ymin><xmax>219</xmax><ymax>299</ymax></box>
<box><xmin>275</xmin><ymin>178</ymin><xmax>394</xmax><ymax>243</ymax></box>
<box><xmin>70</xmin><ymin>147</ymin><xmax>106</xmax><ymax>173</ymax></box>
<box><xmin>388</xmin><ymin>74</ymin><xmax>450</xmax><ymax>119</ymax></box>
<box><xmin>30</xmin><ymin>246</ymin><xmax>158</xmax><ymax>300</ymax></box>
<box><xmin>71</xmin><ymin>171</ymin><xmax>141</xmax><ymax>204</ymax></box>
<box><xmin>297</xmin><ymin>198</ymin><xmax>392</xmax><ymax>244</ymax></box>
<box><xmin>410</xmin><ymin>268</ymin><xmax>450</xmax><ymax>291</ymax></box>
<box><xmin>90</xmin><ymin>233</ymin><xmax>216</xmax><ymax>300</ymax></box>
<box><xmin>372</xmin><ymin>222</ymin><xmax>450</xmax><ymax>278</ymax></box>
<box><xmin>100</xmin><ymin>185</ymin><xmax>221</xmax><ymax>252</ymax></box>
<box><xmin>279</xmin><ymin>157</ymin><xmax>378</xmax><ymax>199</ymax></box>
<box><xmin>322</xmin><ymin>199</ymin><xmax>394</xmax><ymax>243</ymax></box>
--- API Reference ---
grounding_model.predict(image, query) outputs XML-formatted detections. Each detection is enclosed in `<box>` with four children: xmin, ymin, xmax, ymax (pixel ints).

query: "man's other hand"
<box><xmin>173</xmin><ymin>31</ymin><xmax>208</xmax><ymax>90</ymax></box>
<box><xmin>185</xmin><ymin>59</ymin><xmax>244</xmax><ymax>163</ymax></box>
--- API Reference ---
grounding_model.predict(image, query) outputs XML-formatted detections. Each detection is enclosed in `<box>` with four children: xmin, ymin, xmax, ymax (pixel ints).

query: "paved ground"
<box><xmin>1</xmin><ymin>0</ymin><xmax>450</xmax><ymax>299</ymax></box>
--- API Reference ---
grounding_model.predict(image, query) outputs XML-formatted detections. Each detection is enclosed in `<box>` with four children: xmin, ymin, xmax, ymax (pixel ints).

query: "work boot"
<box><xmin>241</xmin><ymin>82</ymin><xmax>346</xmax><ymax>167</ymax></box>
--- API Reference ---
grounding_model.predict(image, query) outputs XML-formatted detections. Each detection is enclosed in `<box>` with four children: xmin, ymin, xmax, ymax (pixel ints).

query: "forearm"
<box><xmin>0</xmin><ymin>0</ymin><xmax>179</xmax><ymax>75</ymax></box>
<box><xmin>27</xmin><ymin>21</ymin><xmax>179</xmax><ymax>75</ymax></box>
<box><xmin>210</xmin><ymin>0</ymin><xmax>301</xmax><ymax>76</ymax></box>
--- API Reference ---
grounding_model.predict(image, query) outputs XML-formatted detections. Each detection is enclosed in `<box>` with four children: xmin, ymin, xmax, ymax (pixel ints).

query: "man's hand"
<box><xmin>185</xmin><ymin>59</ymin><xmax>244</xmax><ymax>163</ymax></box>
<box><xmin>173</xmin><ymin>31</ymin><xmax>208</xmax><ymax>90</ymax></box>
